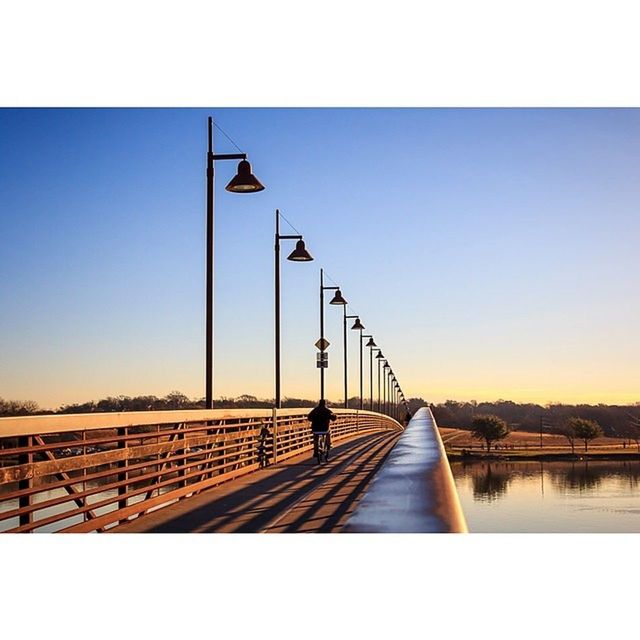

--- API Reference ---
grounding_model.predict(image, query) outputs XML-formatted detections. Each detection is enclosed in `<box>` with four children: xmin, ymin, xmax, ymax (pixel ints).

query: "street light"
<box><xmin>385</xmin><ymin>368</ymin><xmax>393</xmax><ymax>415</ymax></box>
<box><xmin>205</xmin><ymin>117</ymin><xmax>264</xmax><ymax>409</ymax></box>
<box><xmin>393</xmin><ymin>380</ymin><xmax>399</xmax><ymax>419</ymax></box>
<box><xmin>319</xmin><ymin>268</ymin><xmax>346</xmax><ymax>401</ymax></box>
<box><xmin>391</xmin><ymin>374</ymin><xmax>396</xmax><ymax>418</ymax></box>
<box><xmin>362</xmin><ymin>335</ymin><xmax>376</xmax><ymax>411</ymax></box>
<box><xmin>274</xmin><ymin>209</ymin><xmax>313</xmax><ymax>408</ymax></box>
<box><xmin>375</xmin><ymin>351</ymin><xmax>384</xmax><ymax>412</ymax></box>
<box><xmin>342</xmin><ymin>311</ymin><xmax>363</xmax><ymax>408</ymax></box>
<box><xmin>383</xmin><ymin>361</ymin><xmax>390</xmax><ymax>415</ymax></box>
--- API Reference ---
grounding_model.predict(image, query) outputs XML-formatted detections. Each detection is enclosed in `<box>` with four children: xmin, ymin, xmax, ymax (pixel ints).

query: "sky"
<box><xmin>1</xmin><ymin>108</ymin><xmax>639</xmax><ymax>409</ymax></box>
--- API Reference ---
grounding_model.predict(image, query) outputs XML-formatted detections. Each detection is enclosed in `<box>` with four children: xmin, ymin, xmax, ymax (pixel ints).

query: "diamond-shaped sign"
<box><xmin>315</xmin><ymin>338</ymin><xmax>330</xmax><ymax>350</ymax></box>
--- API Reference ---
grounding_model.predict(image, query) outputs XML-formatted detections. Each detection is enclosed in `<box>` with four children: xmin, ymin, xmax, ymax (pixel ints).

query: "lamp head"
<box><xmin>376</xmin><ymin>351</ymin><xmax>384</xmax><ymax>359</ymax></box>
<box><xmin>329</xmin><ymin>289</ymin><xmax>347</xmax><ymax>305</ymax></box>
<box><xmin>287</xmin><ymin>239</ymin><xmax>313</xmax><ymax>262</ymax></box>
<box><xmin>351</xmin><ymin>318</ymin><xmax>365</xmax><ymax>330</ymax></box>
<box><xmin>365</xmin><ymin>337</ymin><xmax>376</xmax><ymax>347</ymax></box>
<box><xmin>225</xmin><ymin>159</ymin><xmax>265</xmax><ymax>193</ymax></box>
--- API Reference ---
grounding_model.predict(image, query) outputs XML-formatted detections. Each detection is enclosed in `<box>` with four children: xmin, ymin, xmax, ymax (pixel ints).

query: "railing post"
<box><xmin>272</xmin><ymin>408</ymin><xmax>278</xmax><ymax>464</ymax></box>
<box><xmin>117</xmin><ymin>427</ymin><xmax>128</xmax><ymax>524</ymax></box>
<box><xmin>180</xmin><ymin>424</ymin><xmax>188</xmax><ymax>490</ymax></box>
<box><xmin>18</xmin><ymin>435</ymin><xmax>33</xmax><ymax>529</ymax></box>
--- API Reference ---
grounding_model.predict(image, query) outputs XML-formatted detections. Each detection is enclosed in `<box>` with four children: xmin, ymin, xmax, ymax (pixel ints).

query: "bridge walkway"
<box><xmin>113</xmin><ymin>429</ymin><xmax>400</xmax><ymax>533</ymax></box>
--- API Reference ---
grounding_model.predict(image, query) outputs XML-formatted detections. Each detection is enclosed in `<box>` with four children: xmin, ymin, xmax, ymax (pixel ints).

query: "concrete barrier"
<box><xmin>343</xmin><ymin>406</ymin><xmax>468</xmax><ymax>533</ymax></box>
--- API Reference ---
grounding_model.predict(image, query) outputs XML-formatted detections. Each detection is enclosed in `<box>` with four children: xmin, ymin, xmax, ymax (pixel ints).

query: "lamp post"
<box><xmin>391</xmin><ymin>374</ymin><xmax>395</xmax><ymax>417</ymax></box>
<box><xmin>362</xmin><ymin>336</ymin><xmax>376</xmax><ymax>411</ymax></box>
<box><xmin>319</xmin><ymin>268</ymin><xmax>346</xmax><ymax>401</ymax></box>
<box><xmin>205</xmin><ymin>116</ymin><xmax>264</xmax><ymax>409</ymax></box>
<box><xmin>376</xmin><ymin>351</ymin><xmax>384</xmax><ymax>412</ymax></box>
<box><xmin>390</xmin><ymin>378</ymin><xmax>395</xmax><ymax>418</ymax></box>
<box><xmin>274</xmin><ymin>209</ymin><xmax>313</xmax><ymax>408</ymax></box>
<box><xmin>343</xmin><ymin>311</ymin><xmax>364</xmax><ymax>408</ymax></box>
<box><xmin>394</xmin><ymin>380</ymin><xmax>399</xmax><ymax>419</ymax></box>
<box><xmin>383</xmin><ymin>362</ymin><xmax>390</xmax><ymax>415</ymax></box>
<box><xmin>392</xmin><ymin>379</ymin><xmax>397</xmax><ymax>419</ymax></box>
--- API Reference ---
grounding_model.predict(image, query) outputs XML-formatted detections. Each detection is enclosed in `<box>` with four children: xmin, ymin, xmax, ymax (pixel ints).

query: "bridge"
<box><xmin>0</xmin><ymin>406</ymin><xmax>466</xmax><ymax>533</ymax></box>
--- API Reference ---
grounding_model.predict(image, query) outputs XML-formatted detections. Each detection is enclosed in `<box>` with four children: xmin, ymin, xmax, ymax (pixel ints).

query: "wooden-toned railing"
<box><xmin>0</xmin><ymin>408</ymin><xmax>402</xmax><ymax>533</ymax></box>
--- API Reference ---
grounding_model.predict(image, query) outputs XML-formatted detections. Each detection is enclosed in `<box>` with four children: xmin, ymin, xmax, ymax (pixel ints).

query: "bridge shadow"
<box><xmin>266</xmin><ymin>431</ymin><xmax>397</xmax><ymax>532</ymax></box>
<box><xmin>118</xmin><ymin>431</ymin><xmax>396</xmax><ymax>533</ymax></box>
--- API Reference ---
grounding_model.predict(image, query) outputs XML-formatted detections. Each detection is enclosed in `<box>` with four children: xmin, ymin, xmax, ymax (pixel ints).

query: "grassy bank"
<box><xmin>439</xmin><ymin>426</ymin><xmax>640</xmax><ymax>461</ymax></box>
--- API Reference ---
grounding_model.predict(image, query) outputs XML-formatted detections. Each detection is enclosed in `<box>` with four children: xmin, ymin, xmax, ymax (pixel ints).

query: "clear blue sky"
<box><xmin>1</xmin><ymin>108</ymin><xmax>639</xmax><ymax>408</ymax></box>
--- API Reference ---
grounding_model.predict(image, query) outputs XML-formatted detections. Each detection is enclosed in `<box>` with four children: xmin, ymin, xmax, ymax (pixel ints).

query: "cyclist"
<box><xmin>307</xmin><ymin>399</ymin><xmax>336</xmax><ymax>460</ymax></box>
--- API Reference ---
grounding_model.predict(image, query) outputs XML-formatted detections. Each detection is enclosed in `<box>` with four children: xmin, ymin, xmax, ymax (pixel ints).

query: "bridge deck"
<box><xmin>112</xmin><ymin>429</ymin><xmax>400</xmax><ymax>533</ymax></box>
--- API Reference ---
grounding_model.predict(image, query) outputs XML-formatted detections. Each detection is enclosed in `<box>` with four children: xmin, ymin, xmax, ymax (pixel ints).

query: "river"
<box><xmin>450</xmin><ymin>459</ymin><xmax>640</xmax><ymax>532</ymax></box>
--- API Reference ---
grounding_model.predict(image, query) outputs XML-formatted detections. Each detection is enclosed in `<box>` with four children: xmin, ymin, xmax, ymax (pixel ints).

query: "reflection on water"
<box><xmin>451</xmin><ymin>459</ymin><xmax>640</xmax><ymax>533</ymax></box>
<box><xmin>0</xmin><ymin>482</ymin><xmax>179</xmax><ymax>533</ymax></box>
<box><xmin>471</xmin><ymin>464</ymin><xmax>512</xmax><ymax>502</ymax></box>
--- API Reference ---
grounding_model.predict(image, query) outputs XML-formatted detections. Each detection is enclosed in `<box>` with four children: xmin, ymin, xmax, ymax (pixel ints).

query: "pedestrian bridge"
<box><xmin>0</xmin><ymin>406</ymin><xmax>466</xmax><ymax>533</ymax></box>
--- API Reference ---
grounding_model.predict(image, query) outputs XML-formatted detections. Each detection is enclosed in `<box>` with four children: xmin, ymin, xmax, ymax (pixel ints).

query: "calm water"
<box><xmin>0</xmin><ymin>484</ymin><xmax>177</xmax><ymax>533</ymax></box>
<box><xmin>450</xmin><ymin>459</ymin><xmax>640</xmax><ymax>533</ymax></box>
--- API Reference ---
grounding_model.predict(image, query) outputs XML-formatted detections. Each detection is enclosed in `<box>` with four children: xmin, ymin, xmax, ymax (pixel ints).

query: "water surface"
<box><xmin>450</xmin><ymin>459</ymin><xmax>640</xmax><ymax>533</ymax></box>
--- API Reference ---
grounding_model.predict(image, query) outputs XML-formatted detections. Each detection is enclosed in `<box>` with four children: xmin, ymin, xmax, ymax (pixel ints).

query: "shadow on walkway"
<box><xmin>113</xmin><ymin>430</ymin><xmax>399</xmax><ymax>533</ymax></box>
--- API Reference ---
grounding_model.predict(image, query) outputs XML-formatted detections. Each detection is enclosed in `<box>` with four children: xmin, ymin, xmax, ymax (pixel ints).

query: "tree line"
<box><xmin>429</xmin><ymin>399</ymin><xmax>640</xmax><ymax>439</ymax></box>
<box><xmin>1</xmin><ymin>392</ymin><xmax>324</xmax><ymax>416</ymax></box>
<box><xmin>3</xmin><ymin>393</ymin><xmax>640</xmax><ymax>447</ymax></box>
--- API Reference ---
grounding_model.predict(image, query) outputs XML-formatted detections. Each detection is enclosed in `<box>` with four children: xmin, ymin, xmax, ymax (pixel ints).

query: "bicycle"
<box><xmin>257</xmin><ymin>422</ymin><xmax>270</xmax><ymax>468</ymax></box>
<box><xmin>314</xmin><ymin>431</ymin><xmax>330</xmax><ymax>464</ymax></box>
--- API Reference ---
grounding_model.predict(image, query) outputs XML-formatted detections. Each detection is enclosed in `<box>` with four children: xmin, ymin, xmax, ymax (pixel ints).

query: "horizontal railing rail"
<box><xmin>0</xmin><ymin>408</ymin><xmax>402</xmax><ymax>533</ymax></box>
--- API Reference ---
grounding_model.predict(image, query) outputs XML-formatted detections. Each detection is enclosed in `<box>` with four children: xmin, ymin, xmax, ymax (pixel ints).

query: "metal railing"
<box><xmin>0</xmin><ymin>408</ymin><xmax>402</xmax><ymax>533</ymax></box>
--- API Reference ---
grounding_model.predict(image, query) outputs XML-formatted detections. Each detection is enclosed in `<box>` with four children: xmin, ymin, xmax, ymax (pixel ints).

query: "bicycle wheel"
<box><xmin>321</xmin><ymin>435</ymin><xmax>329</xmax><ymax>463</ymax></box>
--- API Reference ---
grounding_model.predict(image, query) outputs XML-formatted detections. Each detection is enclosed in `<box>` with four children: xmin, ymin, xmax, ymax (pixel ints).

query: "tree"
<box><xmin>569</xmin><ymin>418</ymin><xmax>603</xmax><ymax>453</ymax></box>
<box><xmin>0</xmin><ymin>398</ymin><xmax>42</xmax><ymax>417</ymax></box>
<box><xmin>619</xmin><ymin>417</ymin><xmax>640</xmax><ymax>454</ymax></box>
<box><xmin>470</xmin><ymin>414</ymin><xmax>510</xmax><ymax>452</ymax></box>
<box><xmin>552</xmin><ymin>422</ymin><xmax>577</xmax><ymax>454</ymax></box>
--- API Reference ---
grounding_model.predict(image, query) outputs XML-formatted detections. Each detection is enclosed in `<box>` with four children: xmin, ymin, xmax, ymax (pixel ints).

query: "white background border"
<box><xmin>2</xmin><ymin>1</ymin><xmax>640</xmax><ymax>637</ymax></box>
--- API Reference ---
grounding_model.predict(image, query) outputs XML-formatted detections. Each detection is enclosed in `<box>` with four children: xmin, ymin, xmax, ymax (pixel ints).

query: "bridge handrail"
<box><xmin>0</xmin><ymin>407</ymin><xmax>393</xmax><ymax>438</ymax></box>
<box><xmin>343</xmin><ymin>406</ymin><xmax>467</xmax><ymax>533</ymax></box>
<box><xmin>0</xmin><ymin>408</ymin><xmax>402</xmax><ymax>533</ymax></box>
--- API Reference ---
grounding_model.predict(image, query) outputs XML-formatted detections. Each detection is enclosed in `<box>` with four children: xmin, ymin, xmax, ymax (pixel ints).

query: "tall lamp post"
<box><xmin>274</xmin><ymin>209</ymin><xmax>313</xmax><ymax>408</ymax></box>
<box><xmin>393</xmin><ymin>380</ymin><xmax>399</xmax><ymax>419</ymax></box>
<box><xmin>383</xmin><ymin>361</ymin><xmax>390</xmax><ymax>415</ymax></box>
<box><xmin>205</xmin><ymin>116</ymin><xmax>264</xmax><ymax>409</ymax></box>
<box><xmin>343</xmin><ymin>311</ymin><xmax>363</xmax><ymax>408</ymax></box>
<box><xmin>319</xmin><ymin>268</ymin><xmax>346</xmax><ymax>401</ymax></box>
<box><xmin>391</xmin><ymin>378</ymin><xmax>396</xmax><ymax>419</ymax></box>
<box><xmin>390</xmin><ymin>373</ymin><xmax>396</xmax><ymax>418</ymax></box>
<box><xmin>376</xmin><ymin>351</ymin><xmax>384</xmax><ymax>412</ymax></box>
<box><xmin>362</xmin><ymin>336</ymin><xmax>376</xmax><ymax>410</ymax></box>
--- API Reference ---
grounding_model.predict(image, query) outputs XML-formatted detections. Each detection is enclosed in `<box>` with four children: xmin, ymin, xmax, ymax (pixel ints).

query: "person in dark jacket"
<box><xmin>307</xmin><ymin>399</ymin><xmax>336</xmax><ymax>458</ymax></box>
